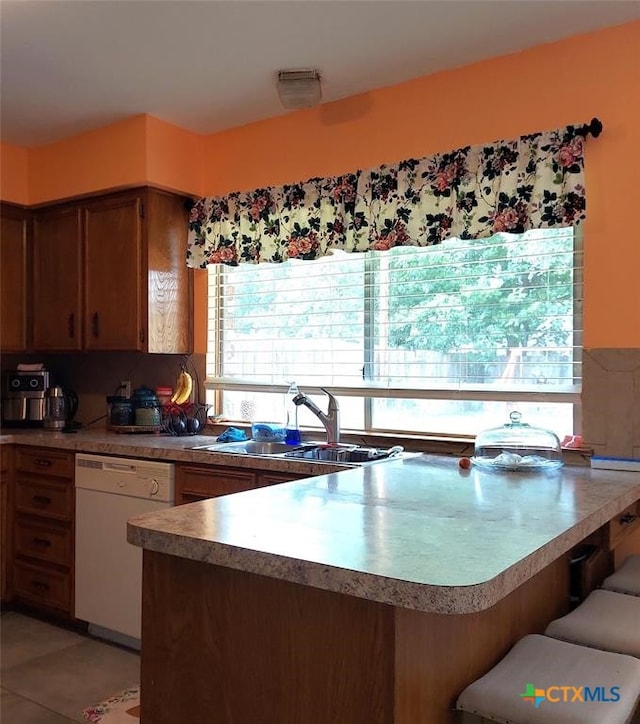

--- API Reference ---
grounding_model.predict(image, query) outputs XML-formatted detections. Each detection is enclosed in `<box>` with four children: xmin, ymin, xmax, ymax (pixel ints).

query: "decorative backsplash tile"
<box><xmin>3</xmin><ymin>348</ymin><xmax>638</xmax><ymax>458</ymax></box>
<box><xmin>1</xmin><ymin>351</ymin><xmax>206</xmax><ymax>429</ymax></box>
<box><xmin>582</xmin><ymin>349</ymin><xmax>640</xmax><ymax>459</ymax></box>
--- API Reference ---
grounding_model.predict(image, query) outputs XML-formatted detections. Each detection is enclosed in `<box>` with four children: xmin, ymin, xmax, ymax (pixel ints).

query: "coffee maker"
<box><xmin>2</xmin><ymin>369</ymin><xmax>50</xmax><ymax>427</ymax></box>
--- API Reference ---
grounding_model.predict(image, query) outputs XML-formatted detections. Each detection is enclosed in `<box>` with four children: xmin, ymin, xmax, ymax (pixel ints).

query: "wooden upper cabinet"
<box><xmin>0</xmin><ymin>203</ymin><xmax>30</xmax><ymax>352</ymax></box>
<box><xmin>83</xmin><ymin>194</ymin><xmax>143</xmax><ymax>350</ymax></box>
<box><xmin>145</xmin><ymin>190</ymin><xmax>193</xmax><ymax>354</ymax></box>
<box><xmin>32</xmin><ymin>206</ymin><xmax>83</xmax><ymax>351</ymax></box>
<box><xmin>31</xmin><ymin>187</ymin><xmax>193</xmax><ymax>353</ymax></box>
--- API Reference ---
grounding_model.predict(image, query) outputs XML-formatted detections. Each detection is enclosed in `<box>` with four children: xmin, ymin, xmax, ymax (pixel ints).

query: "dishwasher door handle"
<box><xmin>102</xmin><ymin>462</ymin><xmax>137</xmax><ymax>474</ymax></box>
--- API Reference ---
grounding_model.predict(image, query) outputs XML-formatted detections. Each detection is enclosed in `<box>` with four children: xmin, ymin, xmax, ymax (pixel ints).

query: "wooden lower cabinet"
<box><xmin>12</xmin><ymin>446</ymin><xmax>75</xmax><ymax>617</ymax></box>
<box><xmin>140</xmin><ymin>551</ymin><xmax>569</xmax><ymax>724</ymax></box>
<box><xmin>1</xmin><ymin>446</ymin><xmax>14</xmax><ymax>602</ymax></box>
<box><xmin>176</xmin><ymin>464</ymin><xmax>257</xmax><ymax>504</ymax></box>
<box><xmin>256</xmin><ymin>471</ymin><xmax>308</xmax><ymax>487</ymax></box>
<box><xmin>607</xmin><ymin>499</ymin><xmax>640</xmax><ymax>568</ymax></box>
<box><xmin>175</xmin><ymin>463</ymin><xmax>309</xmax><ymax>504</ymax></box>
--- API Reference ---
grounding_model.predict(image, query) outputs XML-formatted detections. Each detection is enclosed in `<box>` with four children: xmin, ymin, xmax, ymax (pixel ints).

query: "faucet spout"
<box><xmin>293</xmin><ymin>388</ymin><xmax>340</xmax><ymax>444</ymax></box>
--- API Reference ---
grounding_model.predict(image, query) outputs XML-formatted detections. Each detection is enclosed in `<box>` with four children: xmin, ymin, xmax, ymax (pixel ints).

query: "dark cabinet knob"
<box><xmin>30</xmin><ymin>580</ymin><xmax>50</xmax><ymax>594</ymax></box>
<box><xmin>619</xmin><ymin>513</ymin><xmax>638</xmax><ymax>526</ymax></box>
<box><xmin>32</xmin><ymin>494</ymin><xmax>52</xmax><ymax>505</ymax></box>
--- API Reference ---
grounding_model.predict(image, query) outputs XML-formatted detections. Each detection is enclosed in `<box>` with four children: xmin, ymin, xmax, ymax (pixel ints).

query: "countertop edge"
<box><xmin>127</xmin><ymin>482</ymin><xmax>640</xmax><ymax>615</ymax></box>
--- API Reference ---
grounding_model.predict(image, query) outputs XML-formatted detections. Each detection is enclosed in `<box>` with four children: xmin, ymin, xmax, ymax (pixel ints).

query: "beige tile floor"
<box><xmin>1</xmin><ymin>610</ymin><xmax>140</xmax><ymax>723</ymax></box>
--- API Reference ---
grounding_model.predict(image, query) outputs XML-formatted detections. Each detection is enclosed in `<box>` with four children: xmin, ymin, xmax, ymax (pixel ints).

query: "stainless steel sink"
<box><xmin>283</xmin><ymin>446</ymin><xmax>393</xmax><ymax>463</ymax></box>
<box><xmin>188</xmin><ymin>440</ymin><xmax>407</xmax><ymax>464</ymax></box>
<box><xmin>188</xmin><ymin>441</ymin><xmax>293</xmax><ymax>455</ymax></box>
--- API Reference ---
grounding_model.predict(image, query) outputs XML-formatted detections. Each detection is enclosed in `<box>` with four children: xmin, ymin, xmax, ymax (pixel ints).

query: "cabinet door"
<box><xmin>84</xmin><ymin>195</ymin><xmax>144</xmax><ymax>350</ymax></box>
<box><xmin>1</xmin><ymin>446</ymin><xmax>13</xmax><ymax>602</ymax></box>
<box><xmin>176</xmin><ymin>464</ymin><xmax>257</xmax><ymax>505</ymax></box>
<box><xmin>32</xmin><ymin>206</ymin><xmax>83</xmax><ymax>350</ymax></box>
<box><xmin>0</xmin><ymin>204</ymin><xmax>29</xmax><ymax>352</ymax></box>
<box><xmin>146</xmin><ymin>190</ymin><xmax>193</xmax><ymax>354</ymax></box>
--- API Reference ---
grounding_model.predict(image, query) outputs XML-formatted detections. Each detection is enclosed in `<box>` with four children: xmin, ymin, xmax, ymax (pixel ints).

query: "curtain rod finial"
<box><xmin>589</xmin><ymin>117</ymin><xmax>603</xmax><ymax>138</ymax></box>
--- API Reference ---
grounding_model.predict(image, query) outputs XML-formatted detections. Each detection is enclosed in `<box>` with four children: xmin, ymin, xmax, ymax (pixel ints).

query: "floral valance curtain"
<box><xmin>187</xmin><ymin>122</ymin><xmax>597</xmax><ymax>268</ymax></box>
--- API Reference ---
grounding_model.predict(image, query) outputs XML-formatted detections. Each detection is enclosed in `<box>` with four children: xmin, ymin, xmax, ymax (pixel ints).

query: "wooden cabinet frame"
<box><xmin>0</xmin><ymin>203</ymin><xmax>30</xmax><ymax>352</ymax></box>
<box><xmin>30</xmin><ymin>186</ymin><xmax>194</xmax><ymax>353</ymax></box>
<box><xmin>12</xmin><ymin>446</ymin><xmax>75</xmax><ymax>617</ymax></box>
<box><xmin>176</xmin><ymin>463</ymin><xmax>309</xmax><ymax>504</ymax></box>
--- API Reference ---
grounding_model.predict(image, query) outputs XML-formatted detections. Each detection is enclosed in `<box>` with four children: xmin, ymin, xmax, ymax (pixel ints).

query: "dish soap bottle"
<box><xmin>285</xmin><ymin>381</ymin><xmax>301</xmax><ymax>445</ymax></box>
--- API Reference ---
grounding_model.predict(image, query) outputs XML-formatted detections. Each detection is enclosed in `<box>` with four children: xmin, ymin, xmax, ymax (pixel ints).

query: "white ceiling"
<box><xmin>2</xmin><ymin>0</ymin><xmax>639</xmax><ymax>148</ymax></box>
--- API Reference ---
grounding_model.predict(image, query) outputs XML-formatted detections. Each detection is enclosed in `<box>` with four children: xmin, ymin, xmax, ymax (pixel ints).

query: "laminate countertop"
<box><xmin>127</xmin><ymin>453</ymin><xmax>640</xmax><ymax>614</ymax></box>
<box><xmin>0</xmin><ymin>428</ymin><xmax>357</xmax><ymax>477</ymax></box>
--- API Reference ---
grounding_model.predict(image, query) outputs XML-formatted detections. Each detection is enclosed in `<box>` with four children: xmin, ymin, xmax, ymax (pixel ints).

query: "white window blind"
<box><xmin>206</xmin><ymin>228</ymin><xmax>581</xmax><ymax>437</ymax></box>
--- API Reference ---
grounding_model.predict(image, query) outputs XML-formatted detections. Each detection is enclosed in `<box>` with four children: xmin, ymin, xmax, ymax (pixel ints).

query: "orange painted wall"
<box><xmin>145</xmin><ymin>116</ymin><xmax>202</xmax><ymax>198</ymax></box>
<box><xmin>1</xmin><ymin>22</ymin><xmax>638</xmax><ymax>350</ymax></box>
<box><xmin>202</xmin><ymin>21</ymin><xmax>640</xmax><ymax>350</ymax></box>
<box><xmin>28</xmin><ymin>115</ymin><xmax>149</xmax><ymax>203</ymax></box>
<box><xmin>0</xmin><ymin>115</ymin><xmax>203</xmax><ymax>204</ymax></box>
<box><xmin>0</xmin><ymin>143</ymin><xmax>29</xmax><ymax>204</ymax></box>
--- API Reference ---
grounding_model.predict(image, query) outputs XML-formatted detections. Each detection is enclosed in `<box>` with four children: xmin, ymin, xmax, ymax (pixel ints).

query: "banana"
<box><xmin>172</xmin><ymin>370</ymin><xmax>193</xmax><ymax>405</ymax></box>
<box><xmin>170</xmin><ymin>375</ymin><xmax>183</xmax><ymax>404</ymax></box>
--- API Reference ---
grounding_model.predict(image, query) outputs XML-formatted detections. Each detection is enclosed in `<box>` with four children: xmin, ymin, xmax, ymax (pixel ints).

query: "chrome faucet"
<box><xmin>293</xmin><ymin>388</ymin><xmax>340</xmax><ymax>444</ymax></box>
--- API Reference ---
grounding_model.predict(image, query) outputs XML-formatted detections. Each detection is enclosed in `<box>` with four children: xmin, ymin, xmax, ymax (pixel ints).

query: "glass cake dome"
<box><xmin>472</xmin><ymin>411</ymin><xmax>563</xmax><ymax>471</ymax></box>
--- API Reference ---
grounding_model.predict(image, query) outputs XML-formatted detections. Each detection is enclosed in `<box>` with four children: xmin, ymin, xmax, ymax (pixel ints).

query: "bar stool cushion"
<box><xmin>603</xmin><ymin>555</ymin><xmax>640</xmax><ymax>597</ymax></box>
<box><xmin>545</xmin><ymin>589</ymin><xmax>640</xmax><ymax>658</ymax></box>
<box><xmin>456</xmin><ymin>634</ymin><xmax>640</xmax><ymax>724</ymax></box>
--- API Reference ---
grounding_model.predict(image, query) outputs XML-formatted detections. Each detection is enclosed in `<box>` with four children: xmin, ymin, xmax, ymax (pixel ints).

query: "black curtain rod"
<box><xmin>576</xmin><ymin>117</ymin><xmax>603</xmax><ymax>138</ymax></box>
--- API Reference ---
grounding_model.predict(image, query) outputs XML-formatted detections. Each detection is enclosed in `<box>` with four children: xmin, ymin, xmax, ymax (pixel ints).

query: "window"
<box><xmin>206</xmin><ymin>228</ymin><xmax>581</xmax><ymax>439</ymax></box>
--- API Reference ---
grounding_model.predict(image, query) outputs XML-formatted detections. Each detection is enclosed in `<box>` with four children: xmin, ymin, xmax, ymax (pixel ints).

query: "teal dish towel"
<box><xmin>216</xmin><ymin>427</ymin><xmax>248</xmax><ymax>442</ymax></box>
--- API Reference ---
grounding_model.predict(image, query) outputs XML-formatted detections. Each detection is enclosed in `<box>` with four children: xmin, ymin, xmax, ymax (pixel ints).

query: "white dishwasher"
<box><xmin>75</xmin><ymin>453</ymin><xmax>175</xmax><ymax>649</ymax></box>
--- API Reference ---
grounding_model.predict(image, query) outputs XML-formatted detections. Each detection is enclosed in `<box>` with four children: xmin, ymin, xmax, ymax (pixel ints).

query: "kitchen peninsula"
<box><xmin>128</xmin><ymin>455</ymin><xmax>640</xmax><ymax>724</ymax></box>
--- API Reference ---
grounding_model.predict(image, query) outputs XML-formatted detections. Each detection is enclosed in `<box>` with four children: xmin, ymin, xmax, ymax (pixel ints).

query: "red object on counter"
<box><xmin>156</xmin><ymin>386</ymin><xmax>173</xmax><ymax>407</ymax></box>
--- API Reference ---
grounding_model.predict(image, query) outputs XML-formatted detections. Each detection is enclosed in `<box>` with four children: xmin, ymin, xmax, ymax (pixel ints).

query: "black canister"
<box><xmin>107</xmin><ymin>396</ymin><xmax>133</xmax><ymax>426</ymax></box>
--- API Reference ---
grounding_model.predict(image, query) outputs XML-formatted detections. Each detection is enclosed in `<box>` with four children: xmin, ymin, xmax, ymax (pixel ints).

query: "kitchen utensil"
<box><xmin>44</xmin><ymin>386</ymin><xmax>67</xmax><ymax>430</ymax></box>
<box><xmin>2</xmin><ymin>369</ymin><xmax>50</xmax><ymax>427</ymax></box>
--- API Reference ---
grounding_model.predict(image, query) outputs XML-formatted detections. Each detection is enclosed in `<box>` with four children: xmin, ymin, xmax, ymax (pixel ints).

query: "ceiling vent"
<box><xmin>276</xmin><ymin>69</ymin><xmax>322</xmax><ymax>110</ymax></box>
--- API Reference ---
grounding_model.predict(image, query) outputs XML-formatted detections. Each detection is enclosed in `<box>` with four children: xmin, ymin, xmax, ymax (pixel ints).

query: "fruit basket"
<box><xmin>159</xmin><ymin>356</ymin><xmax>211</xmax><ymax>436</ymax></box>
<box><xmin>162</xmin><ymin>402</ymin><xmax>210</xmax><ymax>436</ymax></box>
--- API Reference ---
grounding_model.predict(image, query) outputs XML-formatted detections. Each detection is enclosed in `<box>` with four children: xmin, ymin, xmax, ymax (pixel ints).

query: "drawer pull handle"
<box><xmin>33</xmin><ymin>537</ymin><xmax>52</xmax><ymax>548</ymax></box>
<box><xmin>31</xmin><ymin>580</ymin><xmax>50</xmax><ymax>593</ymax></box>
<box><xmin>619</xmin><ymin>513</ymin><xmax>638</xmax><ymax>526</ymax></box>
<box><xmin>32</xmin><ymin>495</ymin><xmax>52</xmax><ymax>505</ymax></box>
<box><xmin>34</xmin><ymin>459</ymin><xmax>52</xmax><ymax>468</ymax></box>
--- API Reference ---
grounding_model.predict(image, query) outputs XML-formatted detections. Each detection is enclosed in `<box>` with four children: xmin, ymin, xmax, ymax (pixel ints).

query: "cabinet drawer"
<box><xmin>13</xmin><ymin>559</ymin><xmax>72</xmax><ymax>612</ymax></box>
<box><xmin>176</xmin><ymin>465</ymin><xmax>256</xmax><ymax>504</ymax></box>
<box><xmin>14</xmin><ymin>516</ymin><xmax>72</xmax><ymax>567</ymax></box>
<box><xmin>15</xmin><ymin>477</ymin><xmax>73</xmax><ymax>521</ymax></box>
<box><xmin>607</xmin><ymin>501</ymin><xmax>640</xmax><ymax>549</ymax></box>
<box><xmin>256</xmin><ymin>471</ymin><xmax>308</xmax><ymax>487</ymax></box>
<box><xmin>16</xmin><ymin>447</ymin><xmax>74</xmax><ymax>478</ymax></box>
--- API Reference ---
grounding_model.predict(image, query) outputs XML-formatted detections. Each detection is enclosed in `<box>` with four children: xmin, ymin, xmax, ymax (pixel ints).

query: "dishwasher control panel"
<box><xmin>75</xmin><ymin>453</ymin><xmax>175</xmax><ymax>503</ymax></box>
